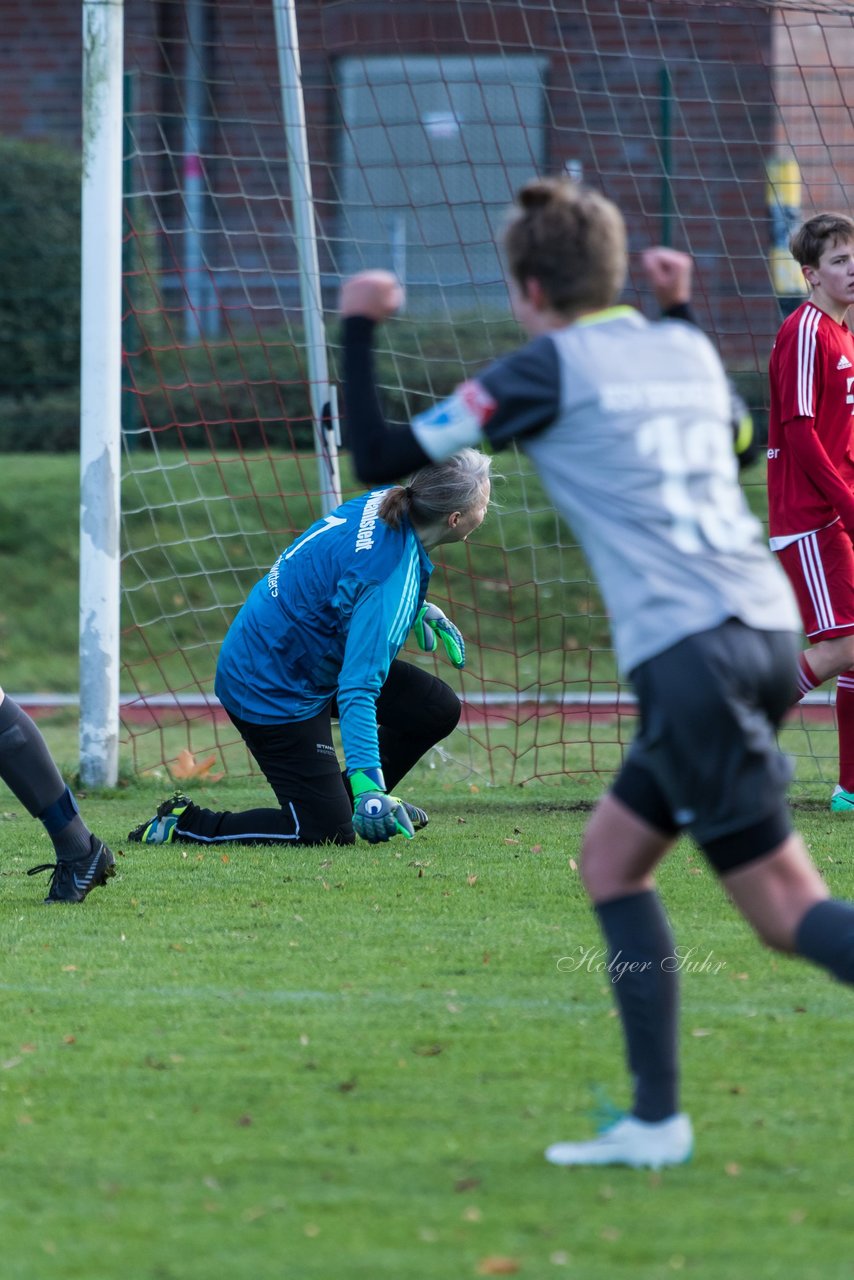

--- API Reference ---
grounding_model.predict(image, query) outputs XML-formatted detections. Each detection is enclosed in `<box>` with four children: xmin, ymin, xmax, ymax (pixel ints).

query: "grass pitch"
<box><xmin>1</xmin><ymin>755</ymin><xmax>853</xmax><ymax>1280</ymax></box>
<box><xmin>1</xmin><ymin>453</ymin><xmax>850</xmax><ymax>1275</ymax></box>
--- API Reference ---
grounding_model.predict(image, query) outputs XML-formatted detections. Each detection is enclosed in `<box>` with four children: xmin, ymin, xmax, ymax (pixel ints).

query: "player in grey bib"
<box><xmin>338</xmin><ymin>178</ymin><xmax>854</xmax><ymax>1171</ymax></box>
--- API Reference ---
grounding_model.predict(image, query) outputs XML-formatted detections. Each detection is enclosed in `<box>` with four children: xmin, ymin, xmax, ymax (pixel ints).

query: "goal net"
<box><xmin>118</xmin><ymin>0</ymin><xmax>854</xmax><ymax>790</ymax></box>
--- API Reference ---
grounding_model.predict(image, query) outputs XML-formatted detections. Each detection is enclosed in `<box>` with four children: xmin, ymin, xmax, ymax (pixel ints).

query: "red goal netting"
<box><xmin>118</xmin><ymin>0</ymin><xmax>854</xmax><ymax>790</ymax></box>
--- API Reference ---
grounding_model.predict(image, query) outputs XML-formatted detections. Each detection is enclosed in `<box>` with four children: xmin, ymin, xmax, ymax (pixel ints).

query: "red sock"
<box><xmin>836</xmin><ymin>670</ymin><xmax>854</xmax><ymax>792</ymax></box>
<box><xmin>793</xmin><ymin>651</ymin><xmax>821</xmax><ymax>704</ymax></box>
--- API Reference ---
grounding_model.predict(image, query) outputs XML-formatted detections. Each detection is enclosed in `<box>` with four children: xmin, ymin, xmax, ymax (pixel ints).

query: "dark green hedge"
<box><xmin>0</xmin><ymin>333</ymin><xmax>772</xmax><ymax>454</ymax></box>
<box><xmin>0</xmin><ymin>138</ymin><xmax>81</xmax><ymax>399</ymax></box>
<box><xmin>0</xmin><ymin>315</ymin><xmax>525</xmax><ymax>452</ymax></box>
<box><xmin>0</xmin><ymin>134</ymin><xmax>769</xmax><ymax>453</ymax></box>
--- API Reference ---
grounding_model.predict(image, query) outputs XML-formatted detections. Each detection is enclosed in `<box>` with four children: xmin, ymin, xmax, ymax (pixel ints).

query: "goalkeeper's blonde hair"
<box><xmin>379</xmin><ymin>448</ymin><xmax>492</xmax><ymax>531</ymax></box>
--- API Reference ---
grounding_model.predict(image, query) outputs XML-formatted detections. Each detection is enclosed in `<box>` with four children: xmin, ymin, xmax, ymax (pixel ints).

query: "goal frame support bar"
<box><xmin>272</xmin><ymin>0</ymin><xmax>342</xmax><ymax>513</ymax></box>
<box><xmin>79</xmin><ymin>0</ymin><xmax>124</xmax><ymax>788</ymax></box>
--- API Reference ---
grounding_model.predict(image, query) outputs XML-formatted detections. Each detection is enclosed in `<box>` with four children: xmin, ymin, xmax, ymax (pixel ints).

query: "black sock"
<box><xmin>796</xmin><ymin>899</ymin><xmax>854</xmax><ymax>983</ymax></box>
<box><xmin>0</xmin><ymin>696</ymin><xmax>93</xmax><ymax>861</ymax></box>
<box><xmin>595</xmin><ymin>890</ymin><xmax>680</xmax><ymax>1122</ymax></box>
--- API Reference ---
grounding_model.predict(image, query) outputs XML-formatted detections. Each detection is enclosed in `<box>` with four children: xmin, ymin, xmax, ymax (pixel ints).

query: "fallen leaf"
<box><xmin>568</xmin><ymin>858</ymin><xmax>578</xmax><ymax>872</ymax></box>
<box><xmin>467</xmin><ymin>875</ymin><xmax>478</xmax><ymax>886</ymax></box>
<box><xmin>220</xmin><ymin>854</ymin><xmax>230</xmax><ymax>865</ymax></box>
<box><xmin>236</xmin><ymin>1114</ymin><xmax>253</xmax><ymax>1127</ymax></box>
<box><xmin>530</xmin><ymin>844</ymin><xmax>543</xmax><ymax>854</ymax></box>
<box><xmin>477</xmin><ymin>1258</ymin><xmax>520</xmax><ymax>1276</ymax></box>
<box><xmin>170</xmin><ymin>749</ymin><xmax>224</xmax><ymax>782</ymax></box>
<box><xmin>724</xmin><ymin>1162</ymin><xmax>741</xmax><ymax>1177</ymax></box>
<box><xmin>455</xmin><ymin>1177</ymin><xmax>481</xmax><ymax>1193</ymax></box>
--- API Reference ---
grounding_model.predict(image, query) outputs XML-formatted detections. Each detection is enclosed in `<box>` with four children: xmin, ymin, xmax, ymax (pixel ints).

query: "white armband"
<box><xmin>411</xmin><ymin>380</ymin><xmax>496</xmax><ymax>461</ymax></box>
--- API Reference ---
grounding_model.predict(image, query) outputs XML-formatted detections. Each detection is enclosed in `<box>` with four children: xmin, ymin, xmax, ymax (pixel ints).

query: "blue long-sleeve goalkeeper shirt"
<box><xmin>214</xmin><ymin>489</ymin><xmax>433</xmax><ymax>773</ymax></box>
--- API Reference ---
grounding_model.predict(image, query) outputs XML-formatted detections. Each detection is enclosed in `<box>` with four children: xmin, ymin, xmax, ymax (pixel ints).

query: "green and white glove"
<box><xmin>350</xmin><ymin>768</ymin><xmax>415</xmax><ymax>844</ymax></box>
<box><xmin>413</xmin><ymin>602</ymin><xmax>465</xmax><ymax>669</ymax></box>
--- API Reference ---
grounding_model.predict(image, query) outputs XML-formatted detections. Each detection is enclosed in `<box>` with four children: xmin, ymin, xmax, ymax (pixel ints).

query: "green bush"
<box><xmin>2</xmin><ymin>319</ymin><xmax>771</xmax><ymax>453</ymax></box>
<box><xmin>0</xmin><ymin>138</ymin><xmax>81</xmax><ymax>398</ymax></box>
<box><xmin>0</xmin><ymin>388</ymin><xmax>80</xmax><ymax>451</ymax></box>
<box><xmin>0</xmin><ymin>140</ymin><xmax>769</xmax><ymax>457</ymax></box>
<box><xmin>124</xmin><ymin>315</ymin><xmax>524</xmax><ymax>453</ymax></box>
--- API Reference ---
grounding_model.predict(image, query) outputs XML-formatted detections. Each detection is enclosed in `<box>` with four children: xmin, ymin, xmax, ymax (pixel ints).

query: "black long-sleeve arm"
<box><xmin>341</xmin><ymin>316</ymin><xmax>430</xmax><ymax>485</ymax></box>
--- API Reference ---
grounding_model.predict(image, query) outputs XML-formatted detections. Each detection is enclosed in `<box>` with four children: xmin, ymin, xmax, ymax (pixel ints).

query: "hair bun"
<box><xmin>518</xmin><ymin>178</ymin><xmax>563</xmax><ymax>211</ymax></box>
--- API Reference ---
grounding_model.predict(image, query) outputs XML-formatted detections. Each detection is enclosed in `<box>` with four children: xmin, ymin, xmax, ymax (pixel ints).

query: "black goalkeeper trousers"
<box><xmin>173</xmin><ymin>661</ymin><xmax>461</xmax><ymax>847</ymax></box>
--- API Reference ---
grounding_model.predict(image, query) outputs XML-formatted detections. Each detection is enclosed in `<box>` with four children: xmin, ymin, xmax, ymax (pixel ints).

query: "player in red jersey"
<box><xmin>767</xmin><ymin>212</ymin><xmax>854</xmax><ymax>811</ymax></box>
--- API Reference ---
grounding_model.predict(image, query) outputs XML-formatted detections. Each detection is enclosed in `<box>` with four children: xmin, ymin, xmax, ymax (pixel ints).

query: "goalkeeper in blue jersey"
<box><xmin>128</xmin><ymin>450</ymin><xmax>490</xmax><ymax>849</ymax></box>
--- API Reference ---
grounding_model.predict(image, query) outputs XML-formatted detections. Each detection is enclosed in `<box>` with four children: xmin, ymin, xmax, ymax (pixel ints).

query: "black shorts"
<box><xmin>611</xmin><ymin>619</ymin><xmax>799</xmax><ymax>873</ymax></box>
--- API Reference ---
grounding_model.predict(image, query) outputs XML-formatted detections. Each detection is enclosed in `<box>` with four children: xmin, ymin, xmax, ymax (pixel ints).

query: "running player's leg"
<box><xmin>0</xmin><ymin>688</ymin><xmax>114</xmax><ymax>902</ymax></box>
<box><xmin>545</xmin><ymin>767</ymin><xmax>690</xmax><ymax>1169</ymax></box>
<box><xmin>776</xmin><ymin>523</ymin><xmax>854</xmax><ymax>807</ymax></box>
<box><xmin>580</xmin><ymin>781</ymin><xmax>682</xmax><ymax>1122</ymax></box>
<box><xmin>723</xmin><ymin>835</ymin><xmax>854</xmax><ymax>982</ymax></box>
<box><xmin>547</xmin><ymin>620</ymin><xmax>798</xmax><ymax>1169</ymax></box>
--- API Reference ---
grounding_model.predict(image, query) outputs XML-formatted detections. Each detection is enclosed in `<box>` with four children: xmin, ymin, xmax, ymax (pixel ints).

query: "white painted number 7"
<box><xmin>283</xmin><ymin>514</ymin><xmax>347</xmax><ymax>560</ymax></box>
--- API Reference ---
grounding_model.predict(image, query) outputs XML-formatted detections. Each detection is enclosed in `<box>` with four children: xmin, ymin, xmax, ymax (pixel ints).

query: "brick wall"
<box><xmin>3</xmin><ymin>0</ymin><xmax>847</xmax><ymax>369</ymax></box>
<box><xmin>774</xmin><ymin>7</ymin><xmax>854</xmax><ymax>213</ymax></box>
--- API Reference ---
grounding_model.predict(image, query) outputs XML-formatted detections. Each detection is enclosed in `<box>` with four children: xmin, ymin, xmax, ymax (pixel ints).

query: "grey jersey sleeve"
<box><xmin>410</xmin><ymin>334</ymin><xmax>561</xmax><ymax>461</ymax></box>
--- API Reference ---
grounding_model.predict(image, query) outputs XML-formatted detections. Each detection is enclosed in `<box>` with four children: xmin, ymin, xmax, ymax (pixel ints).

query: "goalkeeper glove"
<box><xmin>413</xmin><ymin>602</ymin><xmax>465</xmax><ymax>669</ymax></box>
<box><xmin>350</xmin><ymin>768</ymin><xmax>415</xmax><ymax>843</ymax></box>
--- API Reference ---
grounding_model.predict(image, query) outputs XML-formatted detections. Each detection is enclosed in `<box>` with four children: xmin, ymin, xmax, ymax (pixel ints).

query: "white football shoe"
<box><xmin>545</xmin><ymin>1113</ymin><xmax>693</xmax><ymax>1170</ymax></box>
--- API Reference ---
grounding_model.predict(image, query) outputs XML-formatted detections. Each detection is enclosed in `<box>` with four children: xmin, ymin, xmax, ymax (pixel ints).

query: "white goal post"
<box><xmin>79</xmin><ymin>0</ymin><xmax>339</xmax><ymax>786</ymax></box>
<box><xmin>79</xmin><ymin>0</ymin><xmax>124</xmax><ymax>787</ymax></box>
